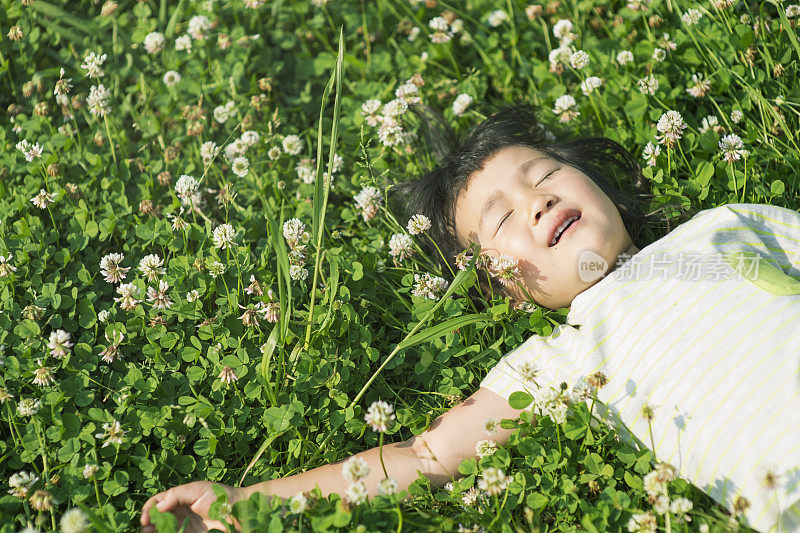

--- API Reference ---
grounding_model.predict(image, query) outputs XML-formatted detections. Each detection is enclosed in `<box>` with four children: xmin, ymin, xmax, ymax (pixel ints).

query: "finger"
<box><xmin>141</xmin><ymin>494</ymin><xmax>163</xmax><ymax>526</ymax></box>
<box><xmin>155</xmin><ymin>489</ymin><xmax>179</xmax><ymax>513</ymax></box>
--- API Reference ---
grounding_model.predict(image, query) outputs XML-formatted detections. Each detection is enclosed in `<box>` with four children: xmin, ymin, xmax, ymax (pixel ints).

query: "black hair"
<box><xmin>387</xmin><ymin>103</ymin><xmax>697</xmax><ymax>305</ymax></box>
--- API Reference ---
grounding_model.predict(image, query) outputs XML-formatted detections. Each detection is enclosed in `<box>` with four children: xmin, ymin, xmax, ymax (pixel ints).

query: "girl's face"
<box><xmin>454</xmin><ymin>145</ymin><xmax>639</xmax><ymax>310</ymax></box>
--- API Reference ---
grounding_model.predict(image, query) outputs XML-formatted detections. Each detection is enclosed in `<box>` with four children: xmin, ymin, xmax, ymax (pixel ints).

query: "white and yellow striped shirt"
<box><xmin>481</xmin><ymin>203</ymin><xmax>800</xmax><ymax>532</ymax></box>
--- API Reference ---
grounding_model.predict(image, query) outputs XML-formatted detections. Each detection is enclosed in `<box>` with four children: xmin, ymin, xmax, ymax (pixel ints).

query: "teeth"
<box><xmin>550</xmin><ymin>216</ymin><xmax>578</xmax><ymax>245</ymax></box>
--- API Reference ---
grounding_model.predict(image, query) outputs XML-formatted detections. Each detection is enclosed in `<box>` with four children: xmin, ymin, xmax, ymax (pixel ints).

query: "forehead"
<box><xmin>454</xmin><ymin>146</ymin><xmax>549</xmax><ymax>239</ymax></box>
<box><xmin>457</xmin><ymin>145</ymin><xmax>547</xmax><ymax>204</ymax></box>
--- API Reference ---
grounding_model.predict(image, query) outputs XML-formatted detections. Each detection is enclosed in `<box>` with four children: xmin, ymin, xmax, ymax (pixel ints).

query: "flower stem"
<box><xmin>103</xmin><ymin>114</ymin><xmax>118</xmax><ymax>168</ymax></box>
<box><xmin>378</xmin><ymin>432</ymin><xmax>389</xmax><ymax>479</ymax></box>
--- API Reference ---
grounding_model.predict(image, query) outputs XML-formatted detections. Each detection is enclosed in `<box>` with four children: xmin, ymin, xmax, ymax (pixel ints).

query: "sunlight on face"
<box><xmin>454</xmin><ymin>146</ymin><xmax>639</xmax><ymax>310</ymax></box>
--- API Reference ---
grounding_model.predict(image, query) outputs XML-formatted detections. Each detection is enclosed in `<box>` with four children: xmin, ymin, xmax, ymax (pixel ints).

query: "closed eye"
<box><xmin>537</xmin><ymin>169</ymin><xmax>555</xmax><ymax>185</ymax></box>
<box><xmin>497</xmin><ymin>170</ymin><xmax>556</xmax><ymax>232</ymax></box>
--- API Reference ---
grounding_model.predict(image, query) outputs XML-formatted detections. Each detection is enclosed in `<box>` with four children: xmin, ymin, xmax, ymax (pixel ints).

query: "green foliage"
<box><xmin>0</xmin><ymin>0</ymin><xmax>791</xmax><ymax>530</ymax></box>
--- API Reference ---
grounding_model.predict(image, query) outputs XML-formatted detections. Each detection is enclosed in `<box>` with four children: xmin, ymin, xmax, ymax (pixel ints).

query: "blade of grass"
<box><xmin>31</xmin><ymin>1</ymin><xmax>97</xmax><ymax>35</ymax></box>
<box><xmin>267</xmin><ymin>201</ymin><xmax>292</xmax><ymax>341</ymax></box>
<box><xmin>397</xmin><ymin>313</ymin><xmax>490</xmax><ymax>350</ymax></box>
<box><xmin>294</xmin><ymin>252</ymin><xmax>480</xmax><ymax>473</ymax></box>
<box><xmin>165</xmin><ymin>0</ymin><xmax>186</xmax><ymax>38</ymax></box>
<box><xmin>304</xmin><ymin>27</ymin><xmax>345</xmax><ymax>352</ymax></box>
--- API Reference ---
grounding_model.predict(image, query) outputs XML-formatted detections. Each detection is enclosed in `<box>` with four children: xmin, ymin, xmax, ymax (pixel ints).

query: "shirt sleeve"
<box><xmin>480</xmin><ymin>322</ymin><xmax>586</xmax><ymax>405</ymax></box>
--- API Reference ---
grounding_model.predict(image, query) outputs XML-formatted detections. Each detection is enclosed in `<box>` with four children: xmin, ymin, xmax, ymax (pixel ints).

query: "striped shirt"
<box><xmin>481</xmin><ymin>203</ymin><xmax>800</xmax><ymax>532</ymax></box>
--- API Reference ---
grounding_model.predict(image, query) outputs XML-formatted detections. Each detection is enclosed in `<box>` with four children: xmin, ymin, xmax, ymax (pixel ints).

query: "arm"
<box><xmin>242</xmin><ymin>386</ymin><xmax>529</xmax><ymax>499</ymax></box>
<box><xmin>140</xmin><ymin>388</ymin><xmax>530</xmax><ymax>531</ymax></box>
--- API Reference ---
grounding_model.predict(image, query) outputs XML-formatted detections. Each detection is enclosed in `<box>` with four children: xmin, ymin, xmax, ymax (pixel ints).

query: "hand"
<box><xmin>140</xmin><ymin>481</ymin><xmax>244</xmax><ymax>533</ymax></box>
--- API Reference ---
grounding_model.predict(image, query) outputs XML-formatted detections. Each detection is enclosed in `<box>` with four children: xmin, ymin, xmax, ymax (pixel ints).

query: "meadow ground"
<box><xmin>0</xmin><ymin>0</ymin><xmax>797</xmax><ymax>531</ymax></box>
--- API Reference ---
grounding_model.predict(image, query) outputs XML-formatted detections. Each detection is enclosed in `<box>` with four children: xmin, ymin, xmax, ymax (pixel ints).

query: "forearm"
<box><xmin>240</xmin><ymin>438</ymin><xmax>430</xmax><ymax>502</ymax></box>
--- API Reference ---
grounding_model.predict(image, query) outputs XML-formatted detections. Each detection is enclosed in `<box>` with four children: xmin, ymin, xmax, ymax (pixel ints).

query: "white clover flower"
<box><xmin>475</xmin><ymin>440</ymin><xmax>498</xmax><ymax>457</ymax></box>
<box><xmin>378</xmin><ymin>477</ymin><xmax>398</xmax><ymax>496</ymax></box>
<box><xmin>283</xmin><ymin>219</ymin><xmax>309</xmax><ymax>248</ymax></box>
<box><xmin>231</xmin><ymin>156</ymin><xmax>250</xmax><ymax>177</ymax></box>
<box><xmin>139</xmin><ymin>254</ymin><xmax>165</xmax><ymax>282</ymax></box>
<box><xmin>637</xmin><ymin>74</ymin><xmax>659</xmax><ymax>95</ymax></box>
<box><xmin>143</xmin><ymin>31</ymin><xmax>165</xmax><ymax>54</ymax></box>
<box><xmin>580</xmin><ymin>76</ymin><xmax>603</xmax><ymax>95</ymax></box>
<box><xmin>8</xmin><ymin>471</ymin><xmax>39</xmax><ymax>498</ymax></box>
<box><xmin>208</xmin><ymin>260</ymin><xmax>226</xmax><ymax>278</ymax></box>
<box><xmin>288</xmin><ymin>493</ymin><xmax>308</xmax><ymax>514</ymax></box>
<box><xmin>361</xmin><ymin>99</ymin><xmax>382</xmax><ymax>126</ymax></box>
<box><xmin>407</xmin><ymin>214</ymin><xmax>431</xmax><ymax>235</ymax></box>
<box><xmin>48</xmin><ymin>329</ymin><xmax>73</xmax><ymax>359</ymax></box>
<box><xmin>487</xmin><ymin>9</ymin><xmax>507</xmax><ymax>27</ymax></box>
<box><xmin>213</xmin><ymin>101</ymin><xmax>235</xmax><ymax>123</ymax></box>
<box><xmin>429</xmin><ymin>30</ymin><xmax>452</xmax><ymax>44</ymax></box>
<box><xmin>146</xmin><ymin>280</ymin><xmax>173</xmax><ymax>310</ymax></box>
<box><xmin>175</xmin><ymin>34</ymin><xmax>193</xmax><ymax>52</ymax></box>
<box><xmin>61</xmin><ymin>507</ymin><xmax>90</xmax><ymax>533</ymax></box>
<box><xmin>488</xmin><ymin>255</ymin><xmax>521</xmax><ymax>288</ymax></box>
<box><xmin>652</xmin><ymin>48</ymin><xmax>666</xmax><ymax>62</ymax></box>
<box><xmin>224</xmin><ymin>139</ymin><xmax>246</xmax><ymax>162</ymax></box>
<box><xmin>552</xmin><ymin>94</ymin><xmax>580</xmax><ymax>123</ymax></box>
<box><xmin>616</xmin><ymin>50</ymin><xmax>634</xmax><ymax>65</ymax></box>
<box><xmin>681</xmin><ymin>8</ymin><xmax>703</xmax><ymax>25</ymax></box>
<box><xmin>95</xmin><ymin>419</ymin><xmax>125</xmax><ymax>447</ymax></box>
<box><xmin>364</xmin><ymin>400</ymin><xmax>395</xmax><ymax>433</ymax></box>
<box><xmin>218</xmin><ymin>366</ymin><xmax>238</xmax><ymax>385</ymax></box>
<box><xmin>213</xmin><ymin>223</ymin><xmax>236</xmax><ymax>249</ymax></box>
<box><xmin>342</xmin><ymin>456</ymin><xmax>370</xmax><ymax>482</ymax></box>
<box><xmin>452</xmin><ymin>93</ymin><xmax>473</xmax><ymax>116</ymax></box>
<box><xmin>378</xmin><ymin>119</ymin><xmax>405</xmax><ymax>147</ymax></box>
<box><xmin>548</xmin><ymin>45</ymin><xmax>572</xmax><ymax>69</ymax></box>
<box><xmin>731</xmin><ymin>109</ymin><xmax>744</xmax><ymax>123</ymax></box>
<box><xmin>98</xmin><ymin>309</ymin><xmax>110</xmax><ymax>323</ymax></box>
<box><xmin>115</xmin><ymin>282</ymin><xmax>141</xmax><ymax>310</ymax></box>
<box><xmin>354</xmin><ymin>186</ymin><xmax>383</xmax><ymax>222</ymax></box>
<box><xmin>163</xmin><ymin>70</ymin><xmax>181</xmax><ymax>87</ymax></box>
<box><xmin>81</xmin><ymin>51</ymin><xmax>107</xmax><ymax>78</ymax></box>
<box><xmin>17</xmin><ymin>398</ymin><xmax>41</xmax><ymax>417</ymax></box>
<box><xmin>345</xmin><ymin>481</ymin><xmax>368</xmax><ymax>505</ymax></box>
<box><xmin>552</xmin><ymin>19</ymin><xmax>574</xmax><ymax>40</ymax></box>
<box><xmin>282</xmin><ymin>134</ymin><xmax>303</xmax><ymax>155</ymax></box>
<box><xmin>395</xmin><ymin>82</ymin><xmax>419</xmax><ymax>99</ymax></box>
<box><xmin>483</xmin><ymin>417</ymin><xmax>498</xmax><ymax>436</ymax></box>
<box><xmin>100</xmin><ymin>252</ymin><xmax>129</xmax><ymax>284</ymax></box>
<box><xmin>429</xmin><ymin>16</ymin><xmax>449</xmax><ymax>31</ymax></box>
<box><xmin>186</xmin><ymin>289</ymin><xmax>200</xmax><ymax>302</ymax></box>
<box><xmin>670</xmin><ymin>497</ymin><xmax>693</xmax><ymax>522</ymax></box>
<box><xmin>653</xmin><ymin>494</ymin><xmax>670</xmax><ymax>515</ymax></box>
<box><xmin>655</xmin><ymin>110</ymin><xmax>687</xmax><ymax>148</ymax></box>
<box><xmin>642</xmin><ymin>470</ymin><xmax>667</xmax><ymax>498</ymax></box>
<box><xmin>569</xmin><ymin>50</ymin><xmax>590</xmax><ymax>69</ymax></box>
<box><xmin>627</xmin><ymin>511</ymin><xmax>657</xmax><ymax>533</ymax></box>
<box><xmin>32</xmin><ymin>359</ymin><xmax>55</xmax><ymax>387</ymax></box>
<box><xmin>461</xmin><ymin>487</ymin><xmax>483</xmax><ymax>507</ymax></box>
<box><xmin>719</xmin><ymin>134</ymin><xmax>748</xmax><ymax>163</ymax></box>
<box><xmin>412</xmin><ymin>272</ymin><xmax>448</xmax><ymax>300</ymax></box>
<box><xmin>200</xmin><ymin>141</ymin><xmax>219</xmax><ymax>165</ymax></box>
<box><xmin>187</xmin><ymin>15</ymin><xmax>212</xmax><ymax>39</ymax></box>
<box><xmin>407</xmin><ymin>26</ymin><xmax>420</xmax><ymax>41</ymax></box>
<box><xmin>240</xmin><ymin>130</ymin><xmax>260</xmax><ymax>147</ymax></box>
<box><xmin>382</xmin><ymin>98</ymin><xmax>408</xmax><ymax>118</ymax></box>
<box><xmin>175</xmin><ymin>174</ymin><xmax>200</xmax><ymax>200</ymax></box>
<box><xmin>478</xmin><ymin>467</ymin><xmax>509</xmax><ymax>495</ymax></box>
<box><xmin>388</xmin><ymin>233</ymin><xmax>414</xmax><ymax>262</ymax></box>
<box><xmin>295</xmin><ymin>157</ymin><xmax>315</xmax><ymax>183</ymax></box>
<box><xmin>86</xmin><ymin>84</ymin><xmax>111</xmax><ymax>117</ymax></box>
<box><xmin>30</xmin><ymin>189</ymin><xmax>57</xmax><ymax>208</ymax></box>
<box><xmin>643</xmin><ymin>141</ymin><xmax>661</xmax><ymax>167</ymax></box>
<box><xmin>450</xmin><ymin>19</ymin><xmax>464</xmax><ymax>33</ymax></box>
<box><xmin>289</xmin><ymin>264</ymin><xmax>308</xmax><ymax>281</ymax></box>
<box><xmin>16</xmin><ymin>140</ymin><xmax>44</xmax><ymax>162</ymax></box>
<box><xmin>82</xmin><ymin>463</ymin><xmax>98</xmax><ymax>479</ymax></box>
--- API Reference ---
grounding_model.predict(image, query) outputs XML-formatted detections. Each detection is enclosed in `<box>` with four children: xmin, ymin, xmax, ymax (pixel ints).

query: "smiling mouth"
<box><xmin>549</xmin><ymin>214</ymin><xmax>581</xmax><ymax>247</ymax></box>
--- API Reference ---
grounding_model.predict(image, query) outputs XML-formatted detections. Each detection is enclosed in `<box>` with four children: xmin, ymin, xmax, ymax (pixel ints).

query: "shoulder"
<box><xmin>686</xmin><ymin>202</ymin><xmax>800</xmax><ymax>229</ymax></box>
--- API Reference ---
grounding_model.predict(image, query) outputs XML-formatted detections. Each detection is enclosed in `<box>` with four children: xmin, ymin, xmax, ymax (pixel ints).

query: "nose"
<box><xmin>528</xmin><ymin>195</ymin><xmax>556</xmax><ymax>229</ymax></box>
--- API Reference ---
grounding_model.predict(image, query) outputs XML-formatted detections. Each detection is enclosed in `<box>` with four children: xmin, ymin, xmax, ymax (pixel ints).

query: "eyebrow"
<box><xmin>478</xmin><ymin>156</ymin><xmax>548</xmax><ymax>233</ymax></box>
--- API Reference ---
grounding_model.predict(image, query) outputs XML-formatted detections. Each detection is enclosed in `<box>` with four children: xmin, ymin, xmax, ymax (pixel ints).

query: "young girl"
<box><xmin>140</xmin><ymin>106</ymin><xmax>800</xmax><ymax>532</ymax></box>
